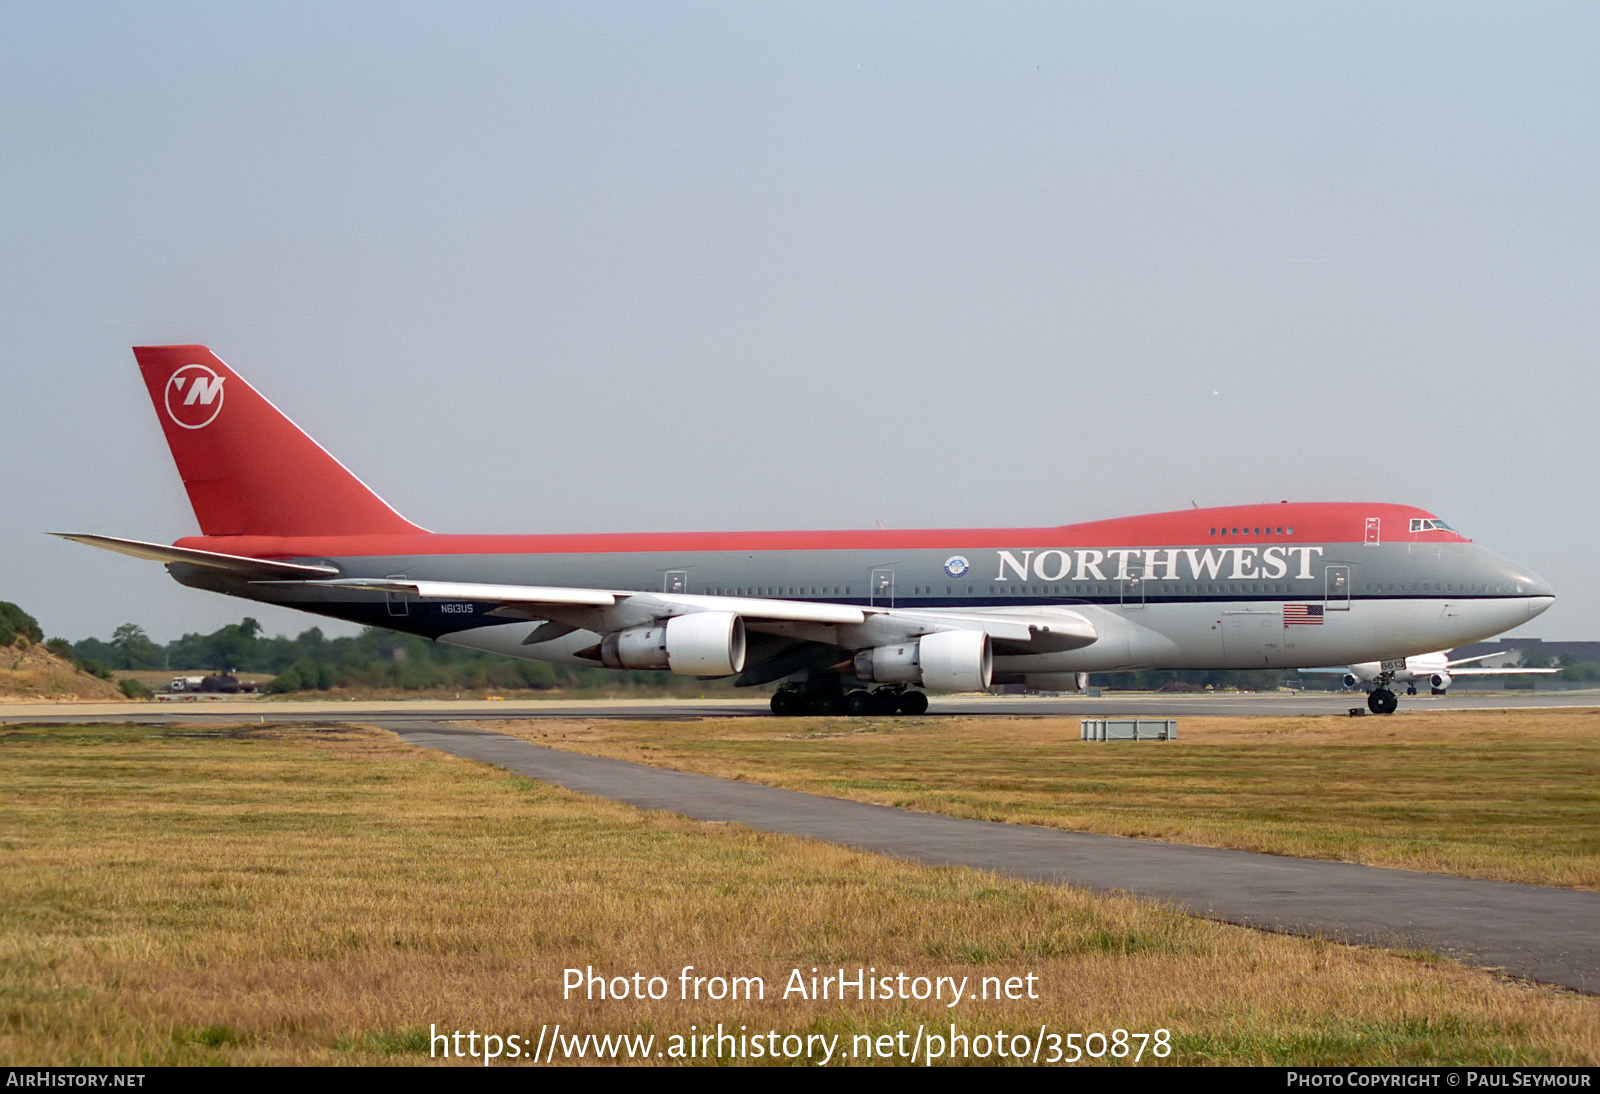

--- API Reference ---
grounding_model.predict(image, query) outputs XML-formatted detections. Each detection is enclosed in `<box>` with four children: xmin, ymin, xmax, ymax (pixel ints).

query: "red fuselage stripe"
<box><xmin>172</xmin><ymin>503</ymin><xmax>1467</xmax><ymax>559</ymax></box>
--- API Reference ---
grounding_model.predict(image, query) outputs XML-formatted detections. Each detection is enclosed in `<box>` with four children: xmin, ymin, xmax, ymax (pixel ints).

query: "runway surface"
<box><xmin>5</xmin><ymin>688</ymin><xmax>1598</xmax><ymax>724</ymax></box>
<box><xmin>375</xmin><ymin>719</ymin><xmax>1600</xmax><ymax>993</ymax></box>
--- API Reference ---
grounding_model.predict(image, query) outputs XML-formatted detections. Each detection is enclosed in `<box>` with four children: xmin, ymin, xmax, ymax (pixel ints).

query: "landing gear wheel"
<box><xmin>1406</xmin><ymin>684</ymin><xmax>1418</xmax><ymax>696</ymax></box>
<box><xmin>844</xmin><ymin>690</ymin><xmax>874</xmax><ymax>716</ymax></box>
<box><xmin>1368</xmin><ymin>688</ymin><xmax>1398</xmax><ymax>715</ymax></box>
<box><xmin>770</xmin><ymin>689</ymin><xmax>801</xmax><ymax>716</ymax></box>
<box><xmin>898</xmin><ymin>691</ymin><xmax>929</xmax><ymax>715</ymax></box>
<box><xmin>871</xmin><ymin>687</ymin><xmax>902</xmax><ymax>715</ymax></box>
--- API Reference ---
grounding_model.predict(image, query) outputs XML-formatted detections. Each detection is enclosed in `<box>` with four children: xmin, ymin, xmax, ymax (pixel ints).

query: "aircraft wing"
<box><xmin>1439</xmin><ymin>666</ymin><xmax>1560</xmax><ymax>676</ymax></box>
<box><xmin>1444</xmin><ymin>652</ymin><xmax>1506</xmax><ymax>669</ymax></box>
<box><xmin>284</xmin><ymin>578</ymin><xmax>624</xmax><ymax>608</ymax></box>
<box><xmin>273</xmin><ymin>577</ymin><xmax>1097</xmax><ymax>650</ymax></box>
<box><xmin>1441</xmin><ymin>652</ymin><xmax>1558</xmax><ymax>675</ymax></box>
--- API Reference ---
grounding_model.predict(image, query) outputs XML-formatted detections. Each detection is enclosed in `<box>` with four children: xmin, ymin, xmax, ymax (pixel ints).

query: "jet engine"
<box><xmin>1429</xmin><ymin>672</ymin><xmax>1452</xmax><ymax>691</ymax></box>
<box><xmin>1342</xmin><ymin>673</ymin><xmax>1360</xmax><ymax>689</ymax></box>
<box><xmin>600</xmin><ymin>612</ymin><xmax>746</xmax><ymax>676</ymax></box>
<box><xmin>852</xmin><ymin>630</ymin><xmax>992</xmax><ymax>692</ymax></box>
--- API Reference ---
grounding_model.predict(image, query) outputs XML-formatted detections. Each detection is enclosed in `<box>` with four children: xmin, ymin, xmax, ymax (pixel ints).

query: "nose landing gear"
<box><xmin>1366</xmin><ymin>665</ymin><xmax>1401</xmax><ymax>714</ymax></box>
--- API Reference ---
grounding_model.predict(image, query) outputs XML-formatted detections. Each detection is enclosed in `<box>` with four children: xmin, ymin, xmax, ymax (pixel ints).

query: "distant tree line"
<box><xmin>67</xmin><ymin>617</ymin><xmax>684</xmax><ymax>694</ymax></box>
<box><xmin>18</xmin><ymin>599</ymin><xmax>1598</xmax><ymax>695</ymax></box>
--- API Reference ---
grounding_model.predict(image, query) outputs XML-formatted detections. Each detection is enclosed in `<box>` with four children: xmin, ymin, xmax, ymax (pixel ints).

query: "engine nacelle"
<box><xmin>852</xmin><ymin>641</ymin><xmax>920</xmax><ymax>684</ymax></box>
<box><xmin>852</xmin><ymin>630</ymin><xmax>992</xmax><ymax>692</ymax></box>
<box><xmin>600</xmin><ymin>612</ymin><xmax>746</xmax><ymax>676</ymax></box>
<box><xmin>1342</xmin><ymin>673</ymin><xmax>1360</xmax><ymax>689</ymax></box>
<box><xmin>1429</xmin><ymin>672</ymin><xmax>1452</xmax><ymax>691</ymax></box>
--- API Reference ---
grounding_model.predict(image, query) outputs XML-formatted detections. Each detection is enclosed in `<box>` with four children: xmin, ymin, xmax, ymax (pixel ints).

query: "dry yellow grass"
<box><xmin>477</xmin><ymin>708</ymin><xmax>1600</xmax><ymax>889</ymax></box>
<box><xmin>1</xmin><ymin>720</ymin><xmax>1595</xmax><ymax>1066</ymax></box>
<box><xmin>0</xmin><ymin>641</ymin><xmax>123</xmax><ymax>701</ymax></box>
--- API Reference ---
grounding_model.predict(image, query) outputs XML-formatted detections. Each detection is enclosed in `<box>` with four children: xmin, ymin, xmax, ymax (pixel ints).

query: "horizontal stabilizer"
<box><xmin>55</xmin><ymin>533</ymin><xmax>339</xmax><ymax>578</ymax></box>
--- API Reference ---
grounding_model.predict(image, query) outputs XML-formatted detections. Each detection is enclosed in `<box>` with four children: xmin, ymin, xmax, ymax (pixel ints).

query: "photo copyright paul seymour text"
<box><xmin>1288</xmin><ymin>1074</ymin><xmax>1590</xmax><ymax>1088</ymax></box>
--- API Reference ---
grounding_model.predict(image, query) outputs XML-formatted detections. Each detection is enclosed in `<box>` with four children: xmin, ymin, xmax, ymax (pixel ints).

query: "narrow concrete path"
<box><xmin>377</xmin><ymin>720</ymin><xmax>1600</xmax><ymax>994</ymax></box>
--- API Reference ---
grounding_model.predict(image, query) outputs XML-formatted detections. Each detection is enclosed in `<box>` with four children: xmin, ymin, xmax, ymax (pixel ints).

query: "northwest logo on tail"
<box><xmin>164</xmin><ymin>364</ymin><xmax>225</xmax><ymax>429</ymax></box>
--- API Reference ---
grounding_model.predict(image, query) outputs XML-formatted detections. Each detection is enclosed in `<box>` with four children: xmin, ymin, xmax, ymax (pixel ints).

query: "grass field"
<box><xmin>1</xmin><ymin>719</ymin><xmax>1596</xmax><ymax>1066</ymax></box>
<box><xmin>478</xmin><ymin>708</ymin><xmax>1600</xmax><ymax>890</ymax></box>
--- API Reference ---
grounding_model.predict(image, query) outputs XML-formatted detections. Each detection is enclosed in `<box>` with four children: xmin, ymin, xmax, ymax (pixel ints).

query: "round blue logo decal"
<box><xmin>944</xmin><ymin>555</ymin><xmax>970</xmax><ymax>578</ymax></box>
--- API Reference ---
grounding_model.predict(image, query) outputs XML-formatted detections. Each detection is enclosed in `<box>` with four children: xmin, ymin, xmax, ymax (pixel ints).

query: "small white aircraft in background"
<box><xmin>1313</xmin><ymin>651</ymin><xmax>1559</xmax><ymax>696</ymax></box>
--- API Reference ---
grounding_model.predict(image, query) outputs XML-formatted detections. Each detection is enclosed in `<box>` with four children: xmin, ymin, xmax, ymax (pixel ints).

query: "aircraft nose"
<box><xmin>1514</xmin><ymin>568</ymin><xmax>1555</xmax><ymax>619</ymax></box>
<box><xmin>1479</xmin><ymin>547</ymin><xmax>1554</xmax><ymax>619</ymax></box>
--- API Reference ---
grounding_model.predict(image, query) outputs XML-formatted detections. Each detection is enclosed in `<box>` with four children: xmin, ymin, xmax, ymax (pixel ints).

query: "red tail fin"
<box><xmin>134</xmin><ymin>345</ymin><xmax>425</xmax><ymax>537</ymax></box>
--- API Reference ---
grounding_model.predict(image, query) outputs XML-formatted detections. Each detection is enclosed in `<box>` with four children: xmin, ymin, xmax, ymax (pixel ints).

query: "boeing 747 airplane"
<box><xmin>60</xmin><ymin>346</ymin><xmax>1555</xmax><ymax>716</ymax></box>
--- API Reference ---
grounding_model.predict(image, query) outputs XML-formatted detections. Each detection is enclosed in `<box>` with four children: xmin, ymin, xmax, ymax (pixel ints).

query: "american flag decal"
<box><xmin>1284</xmin><ymin>603</ymin><xmax>1324</xmax><ymax>626</ymax></box>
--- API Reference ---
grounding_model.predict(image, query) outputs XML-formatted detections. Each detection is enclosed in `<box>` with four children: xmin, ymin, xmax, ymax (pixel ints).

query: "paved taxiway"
<box><xmin>7</xmin><ymin>692</ymin><xmax>1596</xmax><ymax>992</ymax></box>
<box><xmin>378</xmin><ymin>719</ymin><xmax>1599</xmax><ymax>994</ymax></box>
<box><xmin>4</xmin><ymin>688</ymin><xmax>1598</xmax><ymax>723</ymax></box>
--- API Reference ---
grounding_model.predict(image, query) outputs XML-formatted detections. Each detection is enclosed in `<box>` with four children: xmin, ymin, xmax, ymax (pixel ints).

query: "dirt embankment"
<box><xmin>0</xmin><ymin>641</ymin><xmax>124</xmax><ymax>701</ymax></box>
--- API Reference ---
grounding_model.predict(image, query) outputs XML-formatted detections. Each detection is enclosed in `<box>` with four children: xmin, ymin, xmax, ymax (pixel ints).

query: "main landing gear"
<box><xmin>769</xmin><ymin>676</ymin><xmax>929</xmax><ymax>716</ymax></box>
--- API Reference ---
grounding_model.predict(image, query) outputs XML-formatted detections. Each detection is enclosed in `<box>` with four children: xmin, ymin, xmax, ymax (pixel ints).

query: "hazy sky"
<box><xmin>4</xmin><ymin>2</ymin><xmax>1595</xmax><ymax>645</ymax></box>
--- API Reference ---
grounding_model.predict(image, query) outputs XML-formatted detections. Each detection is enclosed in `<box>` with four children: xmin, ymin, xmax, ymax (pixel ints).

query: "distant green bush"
<box><xmin>264</xmin><ymin>666</ymin><xmax>302</xmax><ymax>694</ymax></box>
<box><xmin>265</xmin><ymin>659</ymin><xmax>337</xmax><ymax>694</ymax></box>
<box><xmin>0</xmin><ymin>602</ymin><xmax>43</xmax><ymax>646</ymax></box>
<box><xmin>118</xmin><ymin>678</ymin><xmax>154</xmax><ymax>700</ymax></box>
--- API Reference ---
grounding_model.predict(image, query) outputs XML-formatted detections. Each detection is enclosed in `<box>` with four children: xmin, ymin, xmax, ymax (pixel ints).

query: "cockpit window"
<box><xmin>1409</xmin><ymin>518</ymin><xmax>1455</xmax><ymax>533</ymax></box>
